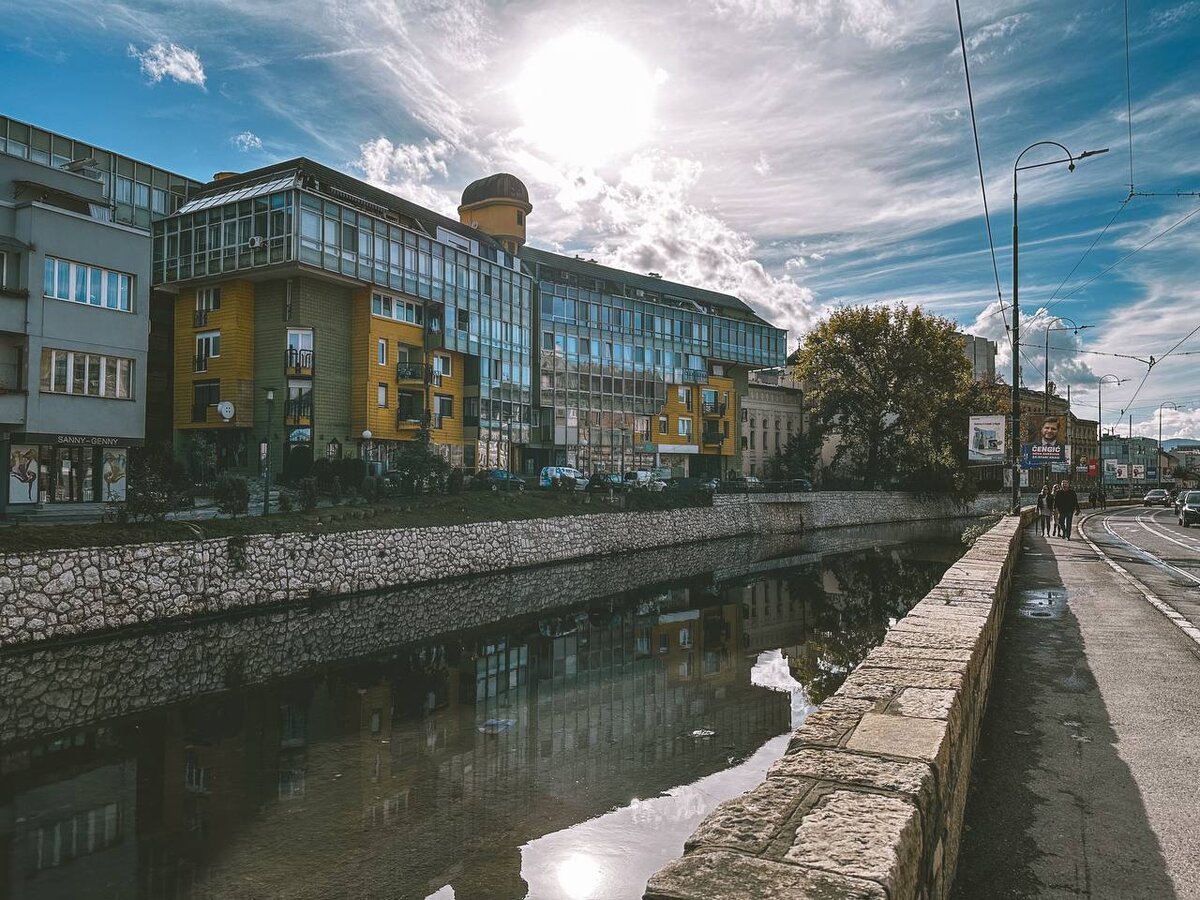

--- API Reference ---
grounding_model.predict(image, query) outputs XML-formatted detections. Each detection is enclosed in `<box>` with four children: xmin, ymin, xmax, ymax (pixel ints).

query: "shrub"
<box><xmin>448</xmin><ymin>468</ymin><xmax>465</xmax><ymax>495</ymax></box>
<box><xmin>311</xmin><ymin>458</ymin><xmax>335</xmax><ymax>494</ymax></box>
<box><xmin>299</xmin><ymin>477</ymin><xmax>319</xmax><ymax>512</ymax></box>
<box><xmin>330</xmin><ymin>475</ymin><xmax>343</xmax><ymax>505</ymax></box>
<box><xmin>214</xmin><ymin>475</ymin><xmax>250</xmax><ymax>516</ymax></box>
<box><xmin>277</xmin><ymin>492</ymin><xmax>293</xmax><ymax>513</ymax></box>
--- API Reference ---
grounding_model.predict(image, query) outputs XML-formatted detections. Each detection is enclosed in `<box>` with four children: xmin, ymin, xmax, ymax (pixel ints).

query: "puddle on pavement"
<box><xmin>1016</xmin><ymin>587</ymin><xmax>1067</xmax><ymax>620</ymax></box>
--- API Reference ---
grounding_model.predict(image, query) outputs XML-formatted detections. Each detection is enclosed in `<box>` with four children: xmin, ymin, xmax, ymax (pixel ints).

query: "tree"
<box><xmin>765</xmin><ymin>424</ymin><xmax>824</xmax><ymax>481</ymax></box>
<box><xmin>794</xmin><ymin>305</ymin><xmax>974</xmax><ymax>493</ymax></box>
<box><xmin>389</xmin><ymin>426</ymin><xmax>450</xmax><ymax>495</ymax></box>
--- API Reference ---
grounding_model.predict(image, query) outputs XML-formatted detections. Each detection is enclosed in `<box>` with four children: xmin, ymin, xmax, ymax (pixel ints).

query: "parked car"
<box><xmin>624</xmin><ymin>470</ymin><xmax>654</xmax><ymax>488</ymax></box>
<box><xmin>696</xmin><ymin>477</ymin><xmax>721</xmax><ymax>494</ymax></box>
<box><xmin>586</xmin><ymin>473</ymin><xmax>628</xmax><ymax>493</ymax></box>
<box><xmin>539</xmin><ymin>466</ymin><xmax>588</xmax><ymax>490</ymax></box>
<box><xmin>724</xmin><ymin>475</ymin><xmax>765</xmax><ymax>492</ymax></box>
<box><xmin>1179</xmin><ymin>491</ymin><xmax>1200</xmax><ymax>527</ymax></box>
<box><xmin>789</xmin><ymin>478</ymin><xmax>815</xmax><ymax>492</ymax></box>
<box><xmin>474</xmin><ymin>469</ymin><xmax>525</xmax><ymax>491</ymax></box>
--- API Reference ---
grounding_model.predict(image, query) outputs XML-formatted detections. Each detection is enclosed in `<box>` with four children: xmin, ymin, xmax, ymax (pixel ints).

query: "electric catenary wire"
<box><xmin>953</xmin><ymin>0</ymin><xmax>1012</xmax><ymax>353</ymax></box>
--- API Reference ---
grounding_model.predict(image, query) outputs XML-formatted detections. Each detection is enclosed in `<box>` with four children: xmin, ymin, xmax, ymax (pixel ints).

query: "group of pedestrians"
<box><xmin>1087</xmin><ymin>488</ymin><xmax>1108</xmax><ymax>510</ymax></box>
<box><xmin>1036</xmin><ymin>480</ymin><xmax>1080</xmax><ymax>539</ymax></box>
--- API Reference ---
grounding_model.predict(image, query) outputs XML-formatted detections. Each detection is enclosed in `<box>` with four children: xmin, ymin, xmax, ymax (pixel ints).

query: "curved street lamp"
<box><xmin>1158</xmin><ymin>401</ymin><xmax>1180</xmax><ymax>487</ymax></box>
<box><xmin>1010</xmin><ymin>141</ymin><xmax>1108</xmax><ymax>513</ymax></box>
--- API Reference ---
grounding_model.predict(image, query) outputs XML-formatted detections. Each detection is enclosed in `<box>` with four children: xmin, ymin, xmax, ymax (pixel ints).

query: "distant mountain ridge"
<box><xmin>1163</xmin><ymin>438</ymin><xmax>1200</xmax><ymax>451</ymax></box>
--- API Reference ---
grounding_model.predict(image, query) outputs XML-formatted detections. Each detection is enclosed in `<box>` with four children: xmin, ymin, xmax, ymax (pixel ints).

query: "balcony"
<box><xmin>701</xmin><ymin>430</ymin><xmax>725</xmax><ymax>446</ymax></box>
<box><xmin>701</xmin><ymin>400</ymin><xmax>727</xmax><ymax>417</ymax></box>
<box><xmin>193</xmin><ymin>308</ymin><xmax>211</xmax><ymax>327</ymax></box>
<box><xmin>193</xmin><ymin>355</ymin><xmax>210</xmax><ymax>373</ymax></box>
<box><xmin>395</xmin><ymin>361</ymin><xmax>427</xmax><ymax>383</ymax></box>
<box><xmin>285</xmin><ymin>348</ymin><xmax>314</xmax><ymax>377</ymax></box>
<box><xmin>0</xmin><ymin>363</ymin><xmax>25</xmax><ymax>425</ymax></box>
<box><xmin>396</xmin><ymin>407</ymin><xmax>428</xmax><ymax>429</ymax></box>
<box><xmin>285</xmin><ymin>395</ymin><xmax>313</xmax><ymax>426</ymax></box>
<box><xmin>682</xmin><ymin>368</ymin><xmax>708</xmax><ymax>383</ymax></box>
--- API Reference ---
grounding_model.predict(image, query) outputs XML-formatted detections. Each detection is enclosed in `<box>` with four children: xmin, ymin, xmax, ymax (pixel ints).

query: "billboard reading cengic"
<box><xmin>1021</xmin><ymin>414</ymin><xmax>1069</xmax><ymax>468</ymax></box>
<box><xmin>968</xmin><ymin>415</ymin><xmax>1006</xmax><ymax>463</ymax></box>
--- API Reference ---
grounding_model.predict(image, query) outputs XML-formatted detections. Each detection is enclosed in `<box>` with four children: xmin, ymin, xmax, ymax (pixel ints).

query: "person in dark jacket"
<box><xmin>1054</xmin><ymin>480</ymin><xmax>1080</xmax><ymax>539</ymax></box>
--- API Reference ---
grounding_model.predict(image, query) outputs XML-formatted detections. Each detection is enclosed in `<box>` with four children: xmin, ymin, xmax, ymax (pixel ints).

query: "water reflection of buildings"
<box><xmin>0</xmin><ymin>589</ymin><xmax>787</xmax><ymax>900</ymax></box>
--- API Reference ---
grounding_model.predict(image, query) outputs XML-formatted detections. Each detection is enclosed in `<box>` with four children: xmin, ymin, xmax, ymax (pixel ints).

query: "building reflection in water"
<box><xmin>0</xmin><ymin>541</ymin><xmax>951</xmax><ymax>900</ymax></box>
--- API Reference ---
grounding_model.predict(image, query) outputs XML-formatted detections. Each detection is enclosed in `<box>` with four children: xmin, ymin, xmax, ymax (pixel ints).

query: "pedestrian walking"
<box><xmin>1050</xmin><ymin>485</ymin><xmax>1061</xmax><ymax>536</ymax></box>
<box><xmin>1055</xmin><ymin>480</ymin><xmax>1080</xmax><ymax>540</ymax></box>
<box><xmin>1088</xmin><ymin>490</ymin><xmax>1096</xmax><ymax>509</ymax></box>
<box><xmin>1099</xmin><ymin>488</ymin><xmax>1108</xmax><ymax>510</ymax></box>
<box><xmin>1036</xmin><ymin>486</ymin><xmax>1054</xmax><ymax>536</ymax></box>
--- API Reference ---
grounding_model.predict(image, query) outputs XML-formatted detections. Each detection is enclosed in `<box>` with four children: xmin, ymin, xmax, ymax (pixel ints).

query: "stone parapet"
<box><xmin>645</xmin><ymin>508</ymin><xmax>1036</xmax><ymax>900</ymax></box>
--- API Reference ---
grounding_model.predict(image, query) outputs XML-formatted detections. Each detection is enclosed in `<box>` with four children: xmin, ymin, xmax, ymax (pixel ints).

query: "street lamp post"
<box><xmin>1097</xmin><ymin>374</ymin><xmax>1126</xmax><ymax>498</ymax></box>
<box><xmin>1158</xmin><ymin>402</ymin><xmax>1179</xmax><ymax>488</ymax></box>
<box><xmin>262</xmin><ymin>388</ymin><xmax>275</xmax><ymax>516</ymax></box>
<box><xmin>1011</xmin><ymin>142</ymin><xmax>1108</xmax><ymax>513</ymax></box>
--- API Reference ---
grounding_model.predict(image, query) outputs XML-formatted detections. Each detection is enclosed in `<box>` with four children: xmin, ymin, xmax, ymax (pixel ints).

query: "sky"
<box><xmin>2</xmin><ymin>0</ymin><xmax>1198</xmax><ymax>441</ymax></box>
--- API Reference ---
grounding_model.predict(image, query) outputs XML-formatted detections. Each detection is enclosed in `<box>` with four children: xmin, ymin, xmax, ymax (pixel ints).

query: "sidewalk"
<box><xmin>953</xmin><ymin>519</ymin><xmax>1200</xmax><ymax>899</ymax></box>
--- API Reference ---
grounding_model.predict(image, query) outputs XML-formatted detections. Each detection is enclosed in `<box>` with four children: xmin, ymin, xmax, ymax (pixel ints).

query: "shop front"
<box><xmin>6</xmin><ymin>432</ymin><xmax>139</xmax><ymax>509</ymax></box>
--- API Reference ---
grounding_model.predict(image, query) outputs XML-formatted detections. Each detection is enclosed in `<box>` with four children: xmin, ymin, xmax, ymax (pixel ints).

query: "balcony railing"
<box><xmin>286</xmin><ymin>348</ymin><xmax>314</xmax><ymax>375</ymax></box>
<box><xmin>682</xmin><ymin>368</ymin><xmax>709</xmax><ymax>383</ymax></box>
<box><xmin>285</xmin><ymin>396</ymin><xmax>313</xmax><ymax>424</ymax></box>
<box><xmin>395</xmin><ymin>361</ymin><xmax>427</xmax><ymax>382</ymax></box>
<box><xmin>193</xmin><ymin>308</ymin><xmax>210</xmax><ymax>327</ymax></box>
<box><xmin>701</xmin><ymin>400</ymin><xmax>727</xmax><ymax>417</ymax></box>
<box><xmin>193</xmin><ymin>355</ymin><xmax>210</xmax><ymax>373</ymax></box>
<box><xmin>396</xmin><ymin>408</ymin><xmax>428</xmax><ymax>428</ymax></box>
<box><xmin>701</xmin><ymin>430</ymin><xmax>725</xmax><ymax>445</ymax></box>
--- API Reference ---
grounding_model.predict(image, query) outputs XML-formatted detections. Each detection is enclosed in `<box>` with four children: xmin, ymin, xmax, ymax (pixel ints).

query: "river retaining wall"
<box><xmin>1</xmin><ymin>491</ymin><xmax>990</xmax><ymax>649</ymax></box>
<box><xmin>644</xmin><ymin>508</ymin><xmax>1035</xmax><ymax>900</ymax></box>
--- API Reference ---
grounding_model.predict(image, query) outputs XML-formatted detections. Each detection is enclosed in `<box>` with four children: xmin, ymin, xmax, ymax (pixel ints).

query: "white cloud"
<box><xmin>231</xmin><ymin>130</ymin><xmax>263</xmax><ymax>152</ymax></box>
<box><xmin>354</xmin><ymin>136</ymin><xmax>460</xmax><ymax>215</ymax></box>
<box><xmin>128</xmin><ymin>42</ymin><xmax>206</xmax><ymax>88</ymax></box>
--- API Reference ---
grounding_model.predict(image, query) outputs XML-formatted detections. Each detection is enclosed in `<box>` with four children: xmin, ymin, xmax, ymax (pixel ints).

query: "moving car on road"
<box><xmin>1143</xmin><ymin>489</ymin><xmax>1171</xmax><ymax>506</ymax></box>
<box><xmin>1179</xmin><ymin>491</ymin><xmax>1200</xmax><ymax>527</ymax></box>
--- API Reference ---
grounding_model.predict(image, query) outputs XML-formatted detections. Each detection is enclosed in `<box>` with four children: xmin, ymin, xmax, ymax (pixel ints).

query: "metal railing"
<box><xmin>395</xmin><ymin>361</ymin><xmax>426</xmax><ymax>382</ymax></box>
<box><xmin>396</xmin><ymin>407</ymin><xmax>427</xmax><ymax>428</ymax></box>
<box><xmin>285</xmin><ymin>347</ymin><xmax>314</xmax><ymax>373</ymax></box>
<box><xmin>285</xmin><ymin>396</ymin><xmax>313</xmax><ymax>422</ymax></box>
<box><xmin>701</xmin><ymin>401</ymin><xmax>727</xmax><ymax>416</ymax></box>
<box><xmin>701</xmin><ymin>430</ymin><xmax>724</xmax><ymax>445</ymax></box>
<box><xmin>193</xmin><ymin>355</ymin><xmax>209</xmax><ymax>373</ymax></box>
<box><xmin>193</xmin><ymin>308</ymin><xmax>210</xmax><ymax>327</ymax></box>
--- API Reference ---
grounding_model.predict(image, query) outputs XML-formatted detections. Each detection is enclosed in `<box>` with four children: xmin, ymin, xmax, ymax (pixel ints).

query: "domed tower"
<box><xmin>458</xmin><ymin>173</ymin><xmax>531</xmax><ymax>256</ymax></box>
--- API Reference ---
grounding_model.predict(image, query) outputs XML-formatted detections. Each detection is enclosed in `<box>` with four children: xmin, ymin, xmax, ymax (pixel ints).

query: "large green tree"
<box><xmin>794</xmin><ymin>305</ymin><xmax>976</xmax><ymax>492</ymax></box>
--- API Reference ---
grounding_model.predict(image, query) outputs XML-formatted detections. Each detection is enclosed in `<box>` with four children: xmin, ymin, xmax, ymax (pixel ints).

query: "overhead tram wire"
<box><xmin>1038</xmin><ymin>196</ymin><xmax>1131</xmax><ymax>318</ymax></box>
<box><xmin>1124</xmin><ymin>0</ymin><xmax>1135</xmax><ymax>195</ymax></box>
<box><xmin>953</xmin><ymin>0</ymin><xmax>1012</xmax><ymax>353</ymax></box>
<box><xmin>1111</xmin><ymin>319</ymin><xmax>1200</xmax><ymax>432</ymax></box>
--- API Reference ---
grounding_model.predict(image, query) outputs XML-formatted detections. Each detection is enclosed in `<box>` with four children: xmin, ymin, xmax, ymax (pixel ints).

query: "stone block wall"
<box><xmin>0</xmin><ymin>492</ymin><xmax>980</xmax><ymax>649</ymax></box>
<box><xmin>645</xmin><ymin>509</ymin><xmax>1035</xmax><ymax>900</ymax></box>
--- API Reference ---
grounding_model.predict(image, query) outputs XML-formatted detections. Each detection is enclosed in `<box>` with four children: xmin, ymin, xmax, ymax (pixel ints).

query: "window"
<box><xmin>678</xmin><ymin>417</ymin><xmax>693</xmax><ymax>438</ymax></box>
<box><xmin>435</xmin><ymin>393</ymin><xmax>453</xmax><ymax>420</ymax></box>
<box><xmin>658</xmin><ymin>415</ymin><xmax>668</xmax><ymax>435</ymax></box>
<box><xmin>196</xmin><ymin>287</ymin><xmax>221</xmax><ymax>311</ymax></box>
<box><xmin>196</xmin><ymin>330</ymin><xmax>220</xmax><ymax>359</ymax></box>
<box><xmin>377</xmin><ymin>383</ymin><xmax>388</xmax><ymax>407</ymax></box>
<box><xmin>43</xmin><ymin>257</ymin><xmax>132</xmax><ymax>311</ymax></box>
<box><xmin>543</xmin><ymin>331</ymin><xmax>554</xmax><ymax>351</ymax></box>
<box><xmin>750</xmin><ymin>430</ymin><xmax>756</xmax><ymax>449</ymax></box>
<box><xmin>377</xmin><ymin>339</ymin><xmax>387</xmax><ymax>366</ymax></box>
<box><xmin>40</xmin><ymin>349</ymin><xmax>134</xmax><ymax>399</ymax></box>
<box><xmin>371</xmin><ymin>291</ymin><xmax>423</xmax><ymax>324</ymax></box>
<box><xmin>433</xmin><ymin>353</ymin><xmax>452</xmax><ymax>377</ymax></box>
<box><xmin>678</xmin><ymin>386</ymin><xmax>691</xmax><ymax>409</ymax></box>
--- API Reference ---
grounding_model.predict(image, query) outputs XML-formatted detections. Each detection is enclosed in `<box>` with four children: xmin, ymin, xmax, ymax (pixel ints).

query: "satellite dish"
<box><xmin>217</xmin><ymin>400</ymin><xmax>236</xmax><ymax>421</ymax></box>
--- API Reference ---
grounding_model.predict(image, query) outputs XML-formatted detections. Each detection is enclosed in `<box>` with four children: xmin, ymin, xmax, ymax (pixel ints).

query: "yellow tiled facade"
<box><xmin>174</xmin><ymin>278</ymin><xmax>256</xmax><ymax>431</ymax></box>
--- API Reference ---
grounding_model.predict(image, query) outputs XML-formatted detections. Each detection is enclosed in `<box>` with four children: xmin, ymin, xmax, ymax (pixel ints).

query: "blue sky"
<box><xmin>3</xmin><ymin>0</ymin><xmax>1198</xmax><ymax>440</ymax></box>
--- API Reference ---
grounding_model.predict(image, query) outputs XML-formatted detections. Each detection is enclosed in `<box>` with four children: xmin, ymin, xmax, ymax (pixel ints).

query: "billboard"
<box><xmin>1132</xmin><ymin>464</ymin><xmax>1146</xmax><ymax>481</ymax></box>
<box><xmin>1104</xmin><ymin>458</ymin><xmax>1118</xmax><ymax>477</ymax></box>
<box><xmin>1116</xmin><ymin>464</ymin><xmax>1129</xmax><ymax>479</ymax></box>
<box><xmin>1147</xmin><ymin>465</ymin><xmax>1158</xmax><ymax>481</ymax></box>
<box><xmin>968</xmin><ymin>415</ymin><xmax>1006</xmax><ymax>463</ymax></box>
<box><xmin>1021</xmin><ymin>414</ymin><xmax>1068</xmax><ymax>467</ymax></box>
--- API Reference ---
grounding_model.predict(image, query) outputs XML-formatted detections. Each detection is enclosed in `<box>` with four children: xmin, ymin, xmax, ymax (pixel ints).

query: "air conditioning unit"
<box><xmin>247</xmin><ymin>236</ymin><xmax>265</xmax><ymax>249</ymax></box>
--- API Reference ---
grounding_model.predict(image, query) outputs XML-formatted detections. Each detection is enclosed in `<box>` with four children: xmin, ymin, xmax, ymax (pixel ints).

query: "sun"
<box><xmin>514</xmin><ymin>31</ymin><xmax>661</xmax><ymax>166</ymax></box>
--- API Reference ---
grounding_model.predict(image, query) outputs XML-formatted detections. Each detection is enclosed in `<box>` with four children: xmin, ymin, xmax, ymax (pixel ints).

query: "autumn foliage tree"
<box><xmin>794</xmin><ymin>305</ymin><xmax>977</xmax><ymax>494</ymax></box>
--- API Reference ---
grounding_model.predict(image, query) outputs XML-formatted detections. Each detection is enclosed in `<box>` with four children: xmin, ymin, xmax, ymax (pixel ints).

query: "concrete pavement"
<box><xmin>953</xmin><ymin>509</ymin><xmax>1200</xmax><ymax>899</ymax></box>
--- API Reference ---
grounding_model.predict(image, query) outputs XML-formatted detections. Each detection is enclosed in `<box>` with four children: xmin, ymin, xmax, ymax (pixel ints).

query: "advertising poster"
<box><xmin>1147</xmin><ymin>465</ymin><xmax>1158</xmax><ymax>481</ymax></box>
<box><xmin>1021</xmin><ymin>414</ymin><xmax>1068</xmax><ymax>467</ymax></box>
<box><xmin>101</xmin><ymin>449</ymin><xmax>127</xmax><ymax>501</ymax></box>
<box><xmin>1088</xmin><ymin>459</ymin><xmax>1099</xmax><ymax>477</ymax></box>
<box><xmin>1003</xmin><ymin>468</ymin><xmax>1030</xmax><ymax>488</ymax></box>
<box><xmin>1132</xmin><ymin>464</ymin><xmax>1146</xmax><ymax>481</ymax></box>
<box><xmin>8</xmin><ymin>445</ymin><xmax>39</xmax><ymax>504</ymax></box>
<box><xmin>1104</xmin><ymin>458</ymin><xmax>1118</xmax><ymax>477</ymax></box>
<box><xmin>1116</xmin><ymin>464</ymin><xmax>1129</xmax><ymax>479</ymax></box>
<box><xmin>968</xmin><ymin>415</ymin><xmax>1006</xmax><ymax>463</ymax></box>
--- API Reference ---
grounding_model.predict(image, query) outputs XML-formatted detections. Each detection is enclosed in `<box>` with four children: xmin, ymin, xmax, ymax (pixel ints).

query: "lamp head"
<box><xmin>1068</xmin><ymin>161</ymin><xmax>1076</xmax><ymax>173</ymax></box>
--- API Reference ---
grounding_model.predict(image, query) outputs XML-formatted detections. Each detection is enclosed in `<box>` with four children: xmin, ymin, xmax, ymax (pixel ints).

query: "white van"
<box><xmin>539</xmin><ymin>466</ymin><xmax>588</xmax><ymax>490</ymax></box>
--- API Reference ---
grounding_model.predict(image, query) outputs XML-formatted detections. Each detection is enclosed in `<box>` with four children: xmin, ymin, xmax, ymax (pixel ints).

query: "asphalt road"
<box><xmin>1084</xmin><ymin>505</ymin><xmax>1200</xmax><ymax>632</ymax></box>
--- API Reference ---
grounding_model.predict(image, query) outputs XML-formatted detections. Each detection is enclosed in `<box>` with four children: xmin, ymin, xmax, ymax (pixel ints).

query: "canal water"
<box><xmin>0</xmin><ymin>520</ymin><xmax>969</xmax><ymax>900</ymax></box>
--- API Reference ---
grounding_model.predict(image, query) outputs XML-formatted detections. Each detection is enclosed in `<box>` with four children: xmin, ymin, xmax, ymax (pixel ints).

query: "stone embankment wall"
<box><xmin>645</xmin><ymin>509</ymin><xmax>1035</xmax><ymax>900</ymax></box>
<box><xmin>1</xmin><ymin>491</ymin><xmax>980</xmax><ymax>649</ymax></box>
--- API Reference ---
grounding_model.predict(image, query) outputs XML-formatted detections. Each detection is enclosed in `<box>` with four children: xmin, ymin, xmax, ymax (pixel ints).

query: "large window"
<box><xmin>43</xmin><ymin>257</ymin><xmax>132</xmax><ymax>312</ymax></box>
<box><xmin>196</xmin><ymin>331</ymin><xmax>220</xmax><ymax>359</ymax></box>
<box><xmin>678</xmin><ymin>417</ymin><xmax>693</xmax><ymax>438</ymax></box>
<box><xmin>196</xmin><ymin>286</ymin><xmax>221</xmax><ymax>311</ymax></box>
<box><xmin>40</xmin><ymin>348</ymin><xmax>133</xmax><ymax>399</ymax></box>
<box><xmin>371</xmin><ymin>291</ymin><xmax>423</xmax><ymax>325</ymax></box>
